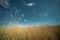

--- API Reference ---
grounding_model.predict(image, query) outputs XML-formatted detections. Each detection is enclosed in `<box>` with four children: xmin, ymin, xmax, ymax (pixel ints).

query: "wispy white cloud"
<box><xmin>24</xmin><ymin>19</ymin><xmax>27</xmax><ymax>22</ymax></box>
<box><xmin>22</xmin><ymin>1</ymin><xmax>35</xmax><ymax>7</ymax></box>
<box><xmin>26</xmin><ymin>3</ymin><xmax>35</xmax><ymax>7</ymax></box>
<box><xmin>0</xmin><ymin>0</ymin><xmax>9</xmax><ymax>8</ymax></box>
<box><xmin>21</xmin><ymin>14</ymin><xmax>25</xmax><ymax>17</ymax></box>
<box><xmin>15</xmin><ymin>9</ymin><xmax>21</xmax><ymax>14</ymax></box>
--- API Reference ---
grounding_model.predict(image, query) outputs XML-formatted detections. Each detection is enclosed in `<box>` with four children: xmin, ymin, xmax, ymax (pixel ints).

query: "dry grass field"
<box><xmin>0</xmin><ymin>25</ymin><xmax>60</xmax><ymax>40</ymax></box>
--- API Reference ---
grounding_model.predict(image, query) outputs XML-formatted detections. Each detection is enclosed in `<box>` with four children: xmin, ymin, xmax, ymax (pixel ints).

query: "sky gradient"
<box><xmin>0</xmin><ymin>0</ymin><xmax>60</xmax><ymax>25</ymax></box>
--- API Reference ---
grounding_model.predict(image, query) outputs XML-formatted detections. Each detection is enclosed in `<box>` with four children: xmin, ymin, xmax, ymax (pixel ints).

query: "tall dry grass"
<box><xmin>0</xmin><ymin>25</ymin><xmax>60</xmax><ymax>40</ymax></box>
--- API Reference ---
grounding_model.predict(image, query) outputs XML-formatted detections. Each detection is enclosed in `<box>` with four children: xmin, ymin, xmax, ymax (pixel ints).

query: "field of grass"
<box><xmin>0</xmin><ymin>25</ymin><xmax>60</xmax><ymax>40</ymax></box>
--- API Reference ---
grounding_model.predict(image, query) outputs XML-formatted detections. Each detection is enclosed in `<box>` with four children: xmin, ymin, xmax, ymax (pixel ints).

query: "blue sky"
<box><xmin>0</xmin><ymin>0</ymin><xmax>60</xmax><ymax>25</ymax></box>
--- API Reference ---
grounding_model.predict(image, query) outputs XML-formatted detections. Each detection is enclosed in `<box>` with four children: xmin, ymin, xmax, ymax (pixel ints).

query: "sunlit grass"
<box><xmin>0</xmin><ymin>25</ymin><xmax>60</xmax><ymax>40</ymax></box>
